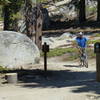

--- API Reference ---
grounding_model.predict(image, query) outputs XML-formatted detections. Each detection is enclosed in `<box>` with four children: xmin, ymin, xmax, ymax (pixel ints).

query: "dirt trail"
<box><xmin>0</xmin><ymin>58</ymin><xmax>100</xmax><ymax>100</ymax></box>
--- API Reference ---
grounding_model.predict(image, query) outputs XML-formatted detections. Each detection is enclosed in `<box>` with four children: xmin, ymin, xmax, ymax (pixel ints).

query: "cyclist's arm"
<box><xmin>85</xmin><ymin>37</ymin><xmax>89</xmax><ymax>48</ymax></box>
<box><xmin>72</xmin><ymin>40</ymin><xmax>82</xmax><ymax>54</ymax></box>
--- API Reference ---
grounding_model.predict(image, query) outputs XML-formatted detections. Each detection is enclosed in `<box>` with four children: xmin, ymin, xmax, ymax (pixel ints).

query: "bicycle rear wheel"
<box><xmin>80</xmin><ymin>53</ymin><xmax>88</xmax><ymax>68</ymax></box>
<box><xmin>84</xmin><ymin>59</ymin><xmax>88</xmax><ymax>68</ymax></box>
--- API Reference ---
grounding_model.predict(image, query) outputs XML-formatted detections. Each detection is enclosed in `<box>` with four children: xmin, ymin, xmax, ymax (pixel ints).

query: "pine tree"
<box><xmin>97</xmin><ymin>0</ymin><xmax>100</xmax><ymax>21</ymax></box>
<box><xmin>0</xmin><ymin>0</ymin><xmax>24</xmax><ymax>30</ymax></box>
<box><xmin>79</xmin><ymin>0</ymin><xmax>86</xmax><ymax>23</ymax></box>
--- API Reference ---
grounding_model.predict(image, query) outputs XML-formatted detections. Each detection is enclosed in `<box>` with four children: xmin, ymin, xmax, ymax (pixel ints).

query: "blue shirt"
<box><xmin>76</xmin><ymin>37</ymin><xmax>87</xmax><ymax>48</ymax></box>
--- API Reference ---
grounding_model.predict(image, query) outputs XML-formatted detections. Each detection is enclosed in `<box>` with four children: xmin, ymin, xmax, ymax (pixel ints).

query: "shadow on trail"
<box><xmin>2</xmin><ymin>68</ymin><xmax>100</xmax><ymax>94</ymax></box>
<box><xmin>8</xmin><ymin>69</ymin><xmax>100</xmax><ymax>94</ymax></box>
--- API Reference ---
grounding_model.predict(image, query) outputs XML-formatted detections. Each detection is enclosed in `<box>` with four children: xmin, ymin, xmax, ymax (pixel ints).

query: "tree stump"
<box><xmin>5</xmin><ymin>73</ymin><xmax>18</xmax><ymax>84</ymax></box>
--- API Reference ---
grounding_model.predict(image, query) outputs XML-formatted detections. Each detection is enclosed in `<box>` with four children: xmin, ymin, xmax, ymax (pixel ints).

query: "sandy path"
<box><xmin>0</xmin><ymin>58</ymin><xmax>100</xmax><ymax>100</ymax></box>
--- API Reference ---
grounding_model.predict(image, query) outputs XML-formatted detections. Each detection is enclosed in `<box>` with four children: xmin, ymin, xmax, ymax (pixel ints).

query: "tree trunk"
<box><xmin>3</xmin><ymin>5</ymin><xmax>18</xmax><ymax>31</ymax></box>
<box><xmin>25</xmin><ymin>0</ymin><xmax>36</xmax><ymax>40</ymax></box>
<box><xmin>97</xmin><ymin>0</ymin><xmax>100</xmax><ymax>21</ymax></box>
<box><xmin>35</xmin><ymin>4</ymin><xmax>43</xmax><ymax>49</ymax></box>
<box><xmin>25</xmin><ymin>0</ymin><xmax>43</xmax><ymax>49</ymax></box>
<box><xmin>79</xmin><ymin>0</ymin><xmax>86</xmax><ymax>23</ymax></box>
<box><xmin>3</xmin><ymin>5</ymin><xmax>10</xmax><ymax>30</ymax></box>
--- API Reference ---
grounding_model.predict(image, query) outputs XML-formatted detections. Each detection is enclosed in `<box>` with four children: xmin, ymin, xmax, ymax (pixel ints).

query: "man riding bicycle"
<box><xmin>75</xmin><ymin>32</ymin><xmax>88</xmax><ymax>67</ymax></box>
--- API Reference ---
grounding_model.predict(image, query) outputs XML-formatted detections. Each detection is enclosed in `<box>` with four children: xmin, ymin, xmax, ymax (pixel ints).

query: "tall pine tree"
<box><xmin>97</xmin><ymin>0</ymin><xmax>100</xmax><ymax>21</ymax></box>
<box><xmin>0</xmin><ymin>0</ymin><xmax>24</xmax><ymax>30</ymax></box>
<box><xmin>79</xmin><ymin>0</ymin><xmax>86</xmax><ymax>23</ymax></box>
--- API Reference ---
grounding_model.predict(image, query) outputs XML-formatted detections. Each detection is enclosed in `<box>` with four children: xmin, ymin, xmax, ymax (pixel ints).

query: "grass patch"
<box><xmin>0</xmin><ymin>17</ymin><xmax>3</xmax><ymax>21</ymax></box>
<box><xmin>63</xmin><ymin>53</ymin><xmax>78</xmax><ymax>61</ymax></box>
<box><xmin>41</xmin><ymin>47</ymin><xmax>95</xmax><ymax>61</ymax></box>
<box><xmin>87</xmin><ymin>48</ymin><xmax>96</xmax><ymax>58</ymax></box>
<box><xmin>41</xmin><ymin>48</ymin><xmax>77</xmax><ymax>57</ymax></box>
<box><xmin>0</xmin><ymin>66</ymin><xmax>9</xmax><ymax>72</ymax></box>
<box><xmin>41</xmin><ymin>48</ymin><xmax>95</xmax><ymax>60</ymax></box>
<box><xmin>93</xmin><ymin>33</ymin><xmax>100</xmax><ymax>37</ymax></box>
<box><xmin>88</xmin><ymin>39</ymin><xmax>100</xmax><ymax>44</ymax></box>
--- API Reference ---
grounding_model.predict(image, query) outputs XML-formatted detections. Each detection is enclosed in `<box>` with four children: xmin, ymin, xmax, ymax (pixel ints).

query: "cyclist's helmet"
<box><xmin>77</xmin><ymin>32</ymin><xmax>83</xmax><ymax>37</ymax></box>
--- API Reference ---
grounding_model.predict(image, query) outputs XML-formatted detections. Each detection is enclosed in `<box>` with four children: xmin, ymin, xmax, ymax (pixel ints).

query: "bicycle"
<box><xmin>78</xmin><ymin>47</ymin><xmax>88</xmax><ymax>68</ymax></box>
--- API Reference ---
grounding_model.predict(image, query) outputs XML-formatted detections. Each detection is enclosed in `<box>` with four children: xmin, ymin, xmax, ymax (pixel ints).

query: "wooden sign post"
<box><xmin>94</xmin><ymin>42</ymin><xmax>100</xmax><ymax>82</ymax></box>
<box><xmin>42</xmin><ymin>42</ymin><xmax>49</xmax><ymax>72</ymax></box>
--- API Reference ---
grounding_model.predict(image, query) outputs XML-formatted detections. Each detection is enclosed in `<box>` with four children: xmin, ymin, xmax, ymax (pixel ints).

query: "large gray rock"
<box><xmin>0</xmin><ymin>31</ymin><xmax>40</xmax><ymax>68</ymax></box>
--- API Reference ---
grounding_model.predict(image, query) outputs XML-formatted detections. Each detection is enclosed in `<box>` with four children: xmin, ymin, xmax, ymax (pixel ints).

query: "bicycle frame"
<box><xmin>78</xmin><ymin>47</ymin><xmax>88</xmax><ymax>68</ymax></box>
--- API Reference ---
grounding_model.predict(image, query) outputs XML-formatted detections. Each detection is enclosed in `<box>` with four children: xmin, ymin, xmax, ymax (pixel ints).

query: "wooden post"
<box><xmin>96</xmin><ymin>54</ymin><xmax>100</xmax><ymax>82</ymax></box>
<box><xmin>94</xmin><ymin>42</ymin><xmax>100</xmax><ymax>82</ymax></box>
<box><xmin>42</xmin><ymin>42</ymin><xmax>49</xmax><ymax>72</ymax></box>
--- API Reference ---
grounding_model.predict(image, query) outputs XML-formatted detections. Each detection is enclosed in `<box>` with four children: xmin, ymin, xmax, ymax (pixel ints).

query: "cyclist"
<box><xmin>75</xmin><ymin>32</ymin><xmax>88</xmax><ymax>67</ymax></box>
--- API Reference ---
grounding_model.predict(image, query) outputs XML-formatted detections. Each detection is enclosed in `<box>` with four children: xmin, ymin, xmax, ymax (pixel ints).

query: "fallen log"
<box><xmin>43</xmin><ymin>28</ymin><xmax>100</xmax><ymax>34</ymax></box>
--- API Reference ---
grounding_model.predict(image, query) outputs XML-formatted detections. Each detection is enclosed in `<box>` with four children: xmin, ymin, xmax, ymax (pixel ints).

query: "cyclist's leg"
<box><xmin>85</xmin><ymin>56</ymin><xmax>88</xmax><ymax>67</ymax></box>
<box><xmin>83</xmin><ymin>48</ymin><xmax>88</xmax><ymax>68</ymax></box>
<box><xmin>81</xmin><ymin>48</ymin><xmax>85</xmax><ymax>67</ymax></box>
<box><xmin>79</xmin><ymin>56</ymin><xmax>83</xmax><ymax>67</ymax></box>
<box><xmin>79</xmin><ymin>48</ymin><xmax>84</xmax><ymax>67</ymax></box>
